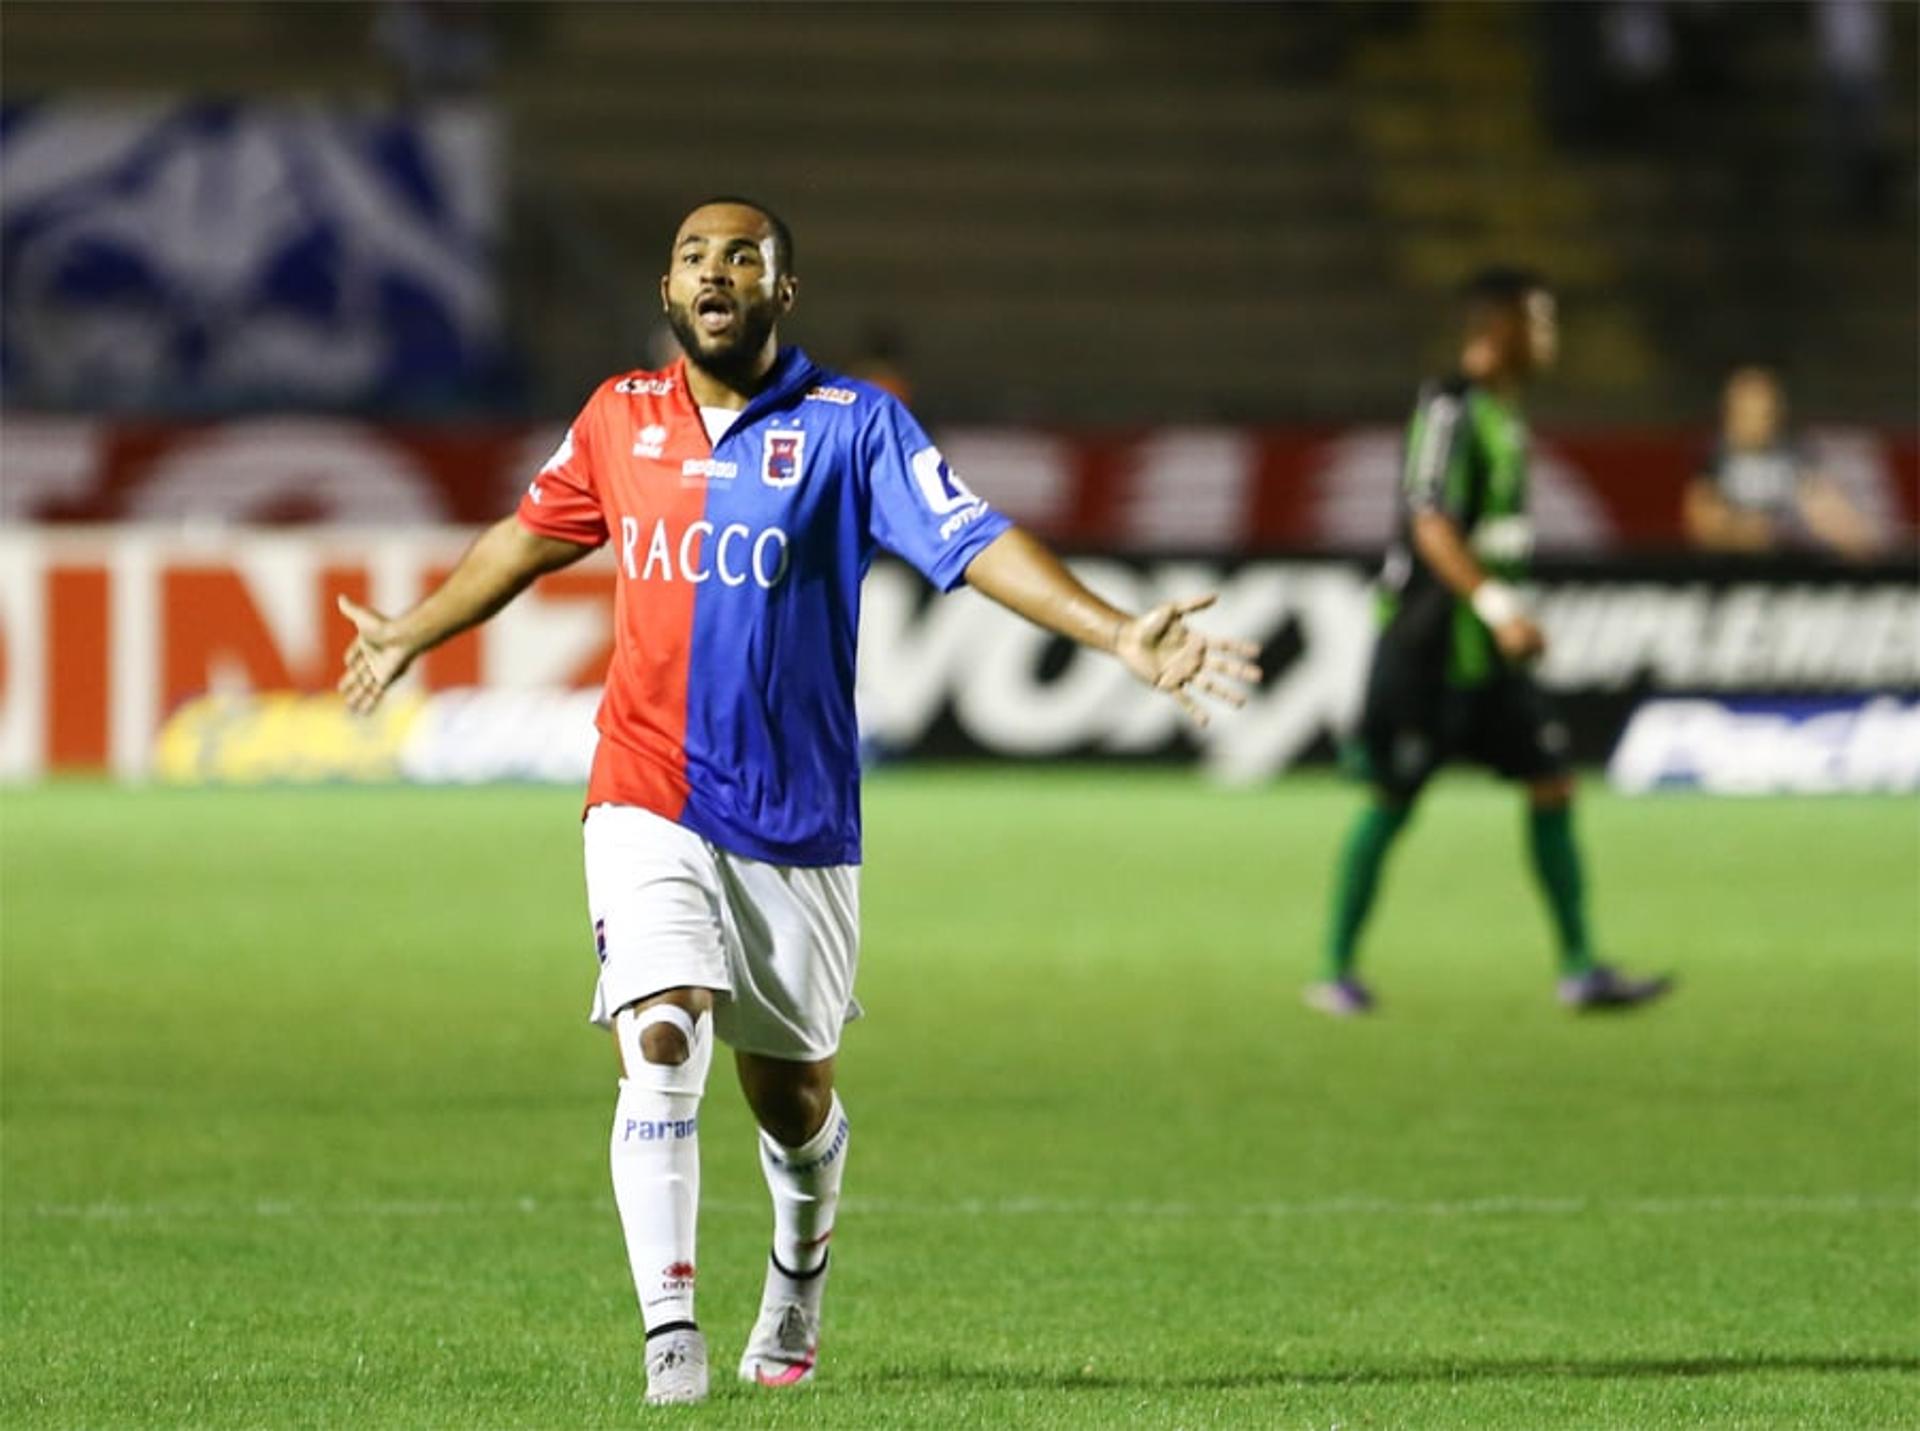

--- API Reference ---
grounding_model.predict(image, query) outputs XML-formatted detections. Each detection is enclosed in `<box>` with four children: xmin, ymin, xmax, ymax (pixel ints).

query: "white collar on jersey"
<box><xmin>698</xmin><ymin>406</ymin><xmax>742</xmax><ymax>445</ymax></box>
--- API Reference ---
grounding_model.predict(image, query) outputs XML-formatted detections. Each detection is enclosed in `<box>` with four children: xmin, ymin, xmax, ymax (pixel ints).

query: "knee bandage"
<box><xmin>615</xmin><ymin>1003</ymin><xmax>713</xmax><ymax>1095</ymax></box>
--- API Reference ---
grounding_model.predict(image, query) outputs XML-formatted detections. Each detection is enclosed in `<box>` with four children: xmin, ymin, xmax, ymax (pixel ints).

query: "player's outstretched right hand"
<box><xmin>337</xmin><ymin>595</ymin><xmax>417</xmax><ymax>714</ymax></box>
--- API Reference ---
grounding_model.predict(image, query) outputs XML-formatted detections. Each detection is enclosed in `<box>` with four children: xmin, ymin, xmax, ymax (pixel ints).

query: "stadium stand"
<box><xmin>1351</xmin><ymin>3</ymin><xmax>1917</xmax><ymax>422</ymax></box>
<box><xmin>2</xmin><ymin>1</ymin><xmax>1912</xmax><ymax>424</ymax></box>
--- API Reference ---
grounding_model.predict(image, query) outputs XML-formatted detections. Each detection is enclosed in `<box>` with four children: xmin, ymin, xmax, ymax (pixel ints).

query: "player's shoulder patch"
<box><xmin>803</xmin><ymin>384</ymin><xmax>860</xmax><ymax>406</ymax></box>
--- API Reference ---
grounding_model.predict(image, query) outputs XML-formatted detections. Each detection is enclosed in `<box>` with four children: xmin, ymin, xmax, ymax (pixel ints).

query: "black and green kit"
<box><xmin>1355</xmin><ymin>375</ymin><xmax>1569</xmax><ymax>801</ymax></box>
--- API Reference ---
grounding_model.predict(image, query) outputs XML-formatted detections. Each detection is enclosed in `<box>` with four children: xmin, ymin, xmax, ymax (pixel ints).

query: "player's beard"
<box><xmin>666</xmin><ymin>298</ymin><xmax>779</xmax><ymax>386</ymax></box>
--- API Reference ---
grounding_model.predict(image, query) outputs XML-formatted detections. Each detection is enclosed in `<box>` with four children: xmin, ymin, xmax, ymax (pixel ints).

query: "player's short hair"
<box><xmin>685</xmin><ymin>195</ymin><xmax>796</xmax><ymax>275</ymax></box>
<box><xmin>1459</xmin><ymin>264</ymin><xmax>1549</xmax><ymax>312</ymax></box>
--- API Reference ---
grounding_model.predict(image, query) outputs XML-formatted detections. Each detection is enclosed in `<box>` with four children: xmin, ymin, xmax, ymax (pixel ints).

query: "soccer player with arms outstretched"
<box><xmin>337</xmin><ymin>198</ymin><xmax>1260</xmax><ymax>1405</ymax></box>
<box><xmin>1308</xmin><ymin>267</ymin><xmax>1672</xmax><ymax>1018</ymax></box>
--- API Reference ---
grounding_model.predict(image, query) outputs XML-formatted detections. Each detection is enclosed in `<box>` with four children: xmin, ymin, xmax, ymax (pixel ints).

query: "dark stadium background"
<box><xmin>3</xmin><ymin>5</ymin><xmax>1916</xmax><ymax>1428</ymax></box>
<box><xmin>4</xmin><ymin>0</ymin><xmax>1915</xmax><ymax>788</ymax></box>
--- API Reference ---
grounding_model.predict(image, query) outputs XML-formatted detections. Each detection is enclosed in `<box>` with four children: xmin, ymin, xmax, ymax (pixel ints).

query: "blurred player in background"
<box><xmin>336</xmin><ymin>199</ymin><xmax>1260</xmax><ymax>1405</ymax></box>
<box><xmin>1684</xmin><ymin>365</ymin><xmax>1880</xmax><ymax>560</ymax></box>
<box><xmin>1308</xmin><ymin>266</ymin><xmax>1672</xmax><ymax>1018</ymax></box>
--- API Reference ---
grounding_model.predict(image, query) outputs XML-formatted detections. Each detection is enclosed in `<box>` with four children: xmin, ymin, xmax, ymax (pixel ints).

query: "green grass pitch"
<box><xmin>3</xmin><ymin>770</ymin><xmax>1916</xmax><ymax>1428</ymax></box>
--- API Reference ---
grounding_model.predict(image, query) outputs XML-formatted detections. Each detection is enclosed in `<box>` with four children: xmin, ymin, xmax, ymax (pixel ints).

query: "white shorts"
<box><xmin>582</xmin><ymin>804</ymin><xmax>861</xmax><ymax>1061</ymax></box>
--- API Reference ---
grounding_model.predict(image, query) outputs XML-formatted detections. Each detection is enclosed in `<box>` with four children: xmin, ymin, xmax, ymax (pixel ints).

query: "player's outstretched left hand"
<box><xmin>1115</xmin><ymin>594</ymin><xmax>1263</xmax><ymax>727</ymax></box>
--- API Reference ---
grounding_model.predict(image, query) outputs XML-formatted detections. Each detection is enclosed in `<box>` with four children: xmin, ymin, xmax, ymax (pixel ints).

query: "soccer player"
<box><xmin>1307</xmin><ymin>266</ymin><xmax>1672</xmax><ymax>1018</ymax></box>
<box><xmin>336</xmin><ymin>198</ymin><xmax>1261</xmax><ymax>1404</ymax></box>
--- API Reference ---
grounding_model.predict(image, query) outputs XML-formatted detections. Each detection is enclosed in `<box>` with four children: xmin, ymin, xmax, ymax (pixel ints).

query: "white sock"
<box><xmin>758</xmin><ymin>1094</ymin><xmax>850</xmax><ymax>1284</ymax></box>
<box><xmin>609</xmin><ymin>1010</ymin><xmax>710</xmax><ymax>1334</ymax></box>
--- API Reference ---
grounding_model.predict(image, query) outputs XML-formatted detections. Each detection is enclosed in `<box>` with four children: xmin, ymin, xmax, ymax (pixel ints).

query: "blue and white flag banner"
<box><xmin>1</xmin><ymin>99</ymin><xmax>504</xmax><ymax>411</ymax></box>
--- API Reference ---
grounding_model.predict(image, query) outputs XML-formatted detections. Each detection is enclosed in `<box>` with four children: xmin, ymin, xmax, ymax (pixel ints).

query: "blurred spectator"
<box><xmin>1684</xmin><ymin>366</ymin><xmax>1879</xmax><ymax>559</ymax></box>
<box><xmin>1814</xmin><ymin>0</ymin><xmax>1896</xmax><ymax>222</ymax></box>
<box><xmin>1535</xmin><ymin>0</ymin><xmax>1740</xmax><ymax>148</ymax></box>
<box><xmin>1604</xmin><ymin>2</ymin><xmax>1675</xmax><ymax>93</ymax></box>
<box><xmin>373</xmin><ymin>1</ymin><xmax>501</xmax><ymax>100</ymax></box>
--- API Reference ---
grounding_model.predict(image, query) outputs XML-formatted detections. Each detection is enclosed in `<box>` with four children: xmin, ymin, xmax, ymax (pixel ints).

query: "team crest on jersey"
<box><xmin>762</xmin><ymin>429</ymin><xmax>806</xmax><ymax>488</ymax></box>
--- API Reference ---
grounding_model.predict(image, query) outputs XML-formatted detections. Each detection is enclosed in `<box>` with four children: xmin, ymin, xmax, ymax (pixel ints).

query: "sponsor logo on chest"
<box><xmin>618</xmin><ymin>515</ymin><xmax>791</xmax><ymax>590</ymax></box>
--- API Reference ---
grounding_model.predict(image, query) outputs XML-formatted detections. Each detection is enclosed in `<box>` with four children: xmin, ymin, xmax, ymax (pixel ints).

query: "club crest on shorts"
<box><xmin>762</xmin><ymin>428</ymin><xmax>805</xmax><ymax>489</ymax></box>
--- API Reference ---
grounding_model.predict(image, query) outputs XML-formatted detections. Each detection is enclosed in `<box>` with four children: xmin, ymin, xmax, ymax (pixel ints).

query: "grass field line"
<box><xmin>22</xmin><ymin>1190</ymin><xmax>1918</xmax><ymax>1224</ymax></box>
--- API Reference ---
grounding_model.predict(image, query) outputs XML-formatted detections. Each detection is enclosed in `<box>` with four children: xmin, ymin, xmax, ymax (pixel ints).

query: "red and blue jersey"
<box><xmin>516</xmin><ymin>346</ymin><xmax>1011</xmax><ymax>866</ymax></box>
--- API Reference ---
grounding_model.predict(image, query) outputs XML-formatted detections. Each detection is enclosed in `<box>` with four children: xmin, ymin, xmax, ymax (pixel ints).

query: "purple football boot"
<box><xmin>1557</xmin><ymin>964</ymin><xmax>1674</xmax><ymax>1012</ymax></box>
<box><xmin>1304</xmin><ymin>977</ymin><xmax>1377</xmax><ymax>1017</ymax></box>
